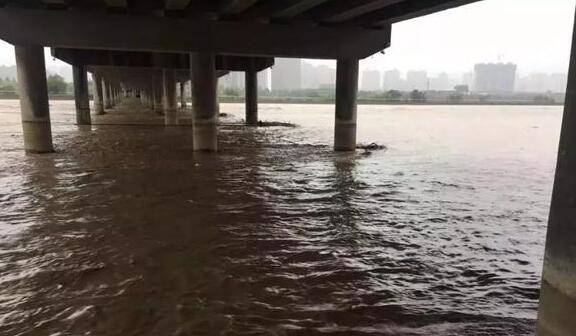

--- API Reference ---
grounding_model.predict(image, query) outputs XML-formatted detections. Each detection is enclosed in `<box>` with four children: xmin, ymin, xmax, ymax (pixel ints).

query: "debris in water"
<box><xmin>257</xmin><ymin>121</ymin><xmax>297</xmax><ymax>128</ymax></box>
<box><xmin>357</xmin><ymin>142</ymin><xmax>387</xmax><ymax>151</ymax></box>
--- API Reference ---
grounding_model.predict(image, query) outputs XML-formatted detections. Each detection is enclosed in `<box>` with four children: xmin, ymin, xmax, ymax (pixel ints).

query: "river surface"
<box><xmin>0</xmin><ymin>100</ymin><xmax>562</xmax><ymax>335</ymax></box>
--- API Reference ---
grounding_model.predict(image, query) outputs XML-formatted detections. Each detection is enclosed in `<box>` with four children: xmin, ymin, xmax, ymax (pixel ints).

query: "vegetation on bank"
<box><xmin>46</xmin><ymin>74</ymin><xmax>68</xmax><ymax>95</ymax></box>
<box><xmin>0</xmin><ymin>77</ymin><xmax>16</xmax><ymax>98</ymax></box>
<box><xmin>0</xmin><ymin>75</ymin><xmax>564</xmax><ymax>106</ymax></box>
<box><xmin>219</xmin><ymin>88</ymin><xmax>564</xmax><ymax>106</ymax></box>
<box><xmin>0</xmin><ymin>74</ymin><xmax>76</xmax><ymax>99</ymax></box>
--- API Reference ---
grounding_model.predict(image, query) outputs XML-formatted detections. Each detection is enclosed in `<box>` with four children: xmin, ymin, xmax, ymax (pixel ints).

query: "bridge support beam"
<box><xmin>537</xmin><ymin>11</ymin><xmax>576</xmax><ymax>336</ymax></box>
<box><xmin>93</xmin><ymin>73</ymin><xmax>105</xmax><ymax>115</ymax></box>
<box><xmin>245</xmin><ymin>68</ymin><xmax>258</xmax><ymax>126</ymax></box>
<box><xmin>15</xmin><ymin>45</ymin><xmax>54</xmax><ymax>153</ymax></box>
<box><xmin>191</xmin><ymin>52</ymin><xmax>218</xmax><ymax>152</ymax></box>
<box><xmin>147</xmin><ymin>87</ymin><xmax>154</xmax><ymax>110</ymax></box>
<box><xmin>109</xmin><ymin>81</ymin><xmax>115</xmax><ymax>107</ymax></box>
<box><xmin>103</xmin><ymin>79</ymin><xmax>112</xmax><ymax>109</ymax></box>
<box><xmin>73</xmin><ymin>64</ymin><xmax>91</xmax><ymax>125</ymax></box>
<box><xmin>140</xmin><ymin>90</ymin><xmax>147</xmax><ymax>106</ymax></box>
<box><xmin>334</xmin><ymin>58</ymin><xmax>358</xmax><ymax>151</ymax></box>
<box><xmin>153</xmin><ymin>73</ymin><xmax>163</xmax><ymax>115</ymax></box>
<box><xmin>180</xmin><ymin>81</ymin><xmax>187</xmax><ymax>109</ymax></box>
<box><xmin>163</xmin><ymin>69</ymin><xmax>178</xmax><ymax>125</ymax></box>
<box><xmin>112</xmin><ymin>84</ymin><xmax>118</xmax><ymax>105</ymax></box>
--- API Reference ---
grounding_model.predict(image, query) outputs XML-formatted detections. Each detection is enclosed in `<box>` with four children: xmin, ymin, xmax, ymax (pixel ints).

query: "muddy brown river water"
<box><xmin>0</xmin><ymin>99</ymin><xmax>562</xmax><ymax>335</ymax></box>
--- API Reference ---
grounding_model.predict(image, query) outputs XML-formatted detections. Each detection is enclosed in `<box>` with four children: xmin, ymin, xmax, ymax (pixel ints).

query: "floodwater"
<box><xmin>0</xmin><ymin>99</ymin><xmax>561</xmax><ymax>335</ymax></box>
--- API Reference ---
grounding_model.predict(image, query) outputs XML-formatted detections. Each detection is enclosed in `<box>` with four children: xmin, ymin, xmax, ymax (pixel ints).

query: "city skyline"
<box><xmin>218</xmin><ymin>59</ymin><xmax>569</xmax><ymax>93</ymax></box>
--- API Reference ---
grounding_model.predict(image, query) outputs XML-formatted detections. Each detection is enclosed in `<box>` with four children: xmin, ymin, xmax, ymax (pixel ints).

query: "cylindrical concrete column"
<box><xmin>15</xmin><ymin>45</ymin><xmax>54</xmax><ymax>153</ymax></box>
<box><xmin>110</xmin><ymin>84</ymin><xmax>116</xmax><ymax>106</ymax></box>
<box><xmin>93</xmin><ymin>73</ymin><xmax>105</xmax><ymax>115</ymax></box>
<box><xmin>191</xmin><ymin>52</ymin><xmax>218</xmax><ymax>151</ymax></box>
<box><xmin>73</xmin><ymin>64</ymin><xmax>91</xmax><ymax>125</ymax></box>
<box><xmin>334</xmin><ymin>58</ymin><xmax>359</xmax><ymax>151</ymax></box>
<box><xmin>163</xmin><ymin>69</ymin><xmax>178</xmax><ymax>125</ymax></box>
<box><xmin>180</xmin><ymin>81</ymin><xmax>187</xmax><ymax>109</ymax></box>
<box><xmin>153</xmin><ymin>73</ymin><xmax>163</xmax><ymax>115</ymax></box>
<box><xmin>110</xmin><ymin>82</ymin><xmax>115</xmax><ymax>106</ymax></box>
<box><xmin>113</xmin><ymin>84</ymin><xmax>119</xmax><ymax>104</ymax></box>
<box><xmin>537</xmin><ymin>10</ymin><xmax>576</xmax><ymax>336</ymax></box>
<box><xmin>103</xmin><ymin>79</ymin><xmax>112</xmax><ymax>109</ymax></box>
<box><xmin>245</xmin><ymin>69</ymin><xmax>258</xmax><ymax>126</ymax></box>
<box><xmin>147</xmin><ymin>87</ymin><xmax>154</xmax><ymax>110</ymax></box>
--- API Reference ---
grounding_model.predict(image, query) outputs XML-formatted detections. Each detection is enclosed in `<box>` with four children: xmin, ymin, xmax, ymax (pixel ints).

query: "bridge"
<box><xmin>0</xmin><ymin>1</ymin><xmax>574</xmax><ymax>335</ymax></box>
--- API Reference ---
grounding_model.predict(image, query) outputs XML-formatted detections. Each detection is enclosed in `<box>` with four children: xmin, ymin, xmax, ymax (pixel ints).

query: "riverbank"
<box><xmin>219</xmin><ymin>96</ymin><xmax>565</xmax><ymax>106</ymax></box>
<box><xmin>0</xmin><ymin>96</ymin><xmax>565</xmax><ymax>106</ymax></box>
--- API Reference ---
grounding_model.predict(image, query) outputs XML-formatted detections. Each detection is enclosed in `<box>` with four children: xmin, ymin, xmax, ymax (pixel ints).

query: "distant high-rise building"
<box><xmin>430</xmin><ymin>72</ymin><xmax>451</xmax><ymax>91</ymax></box>
<box><xmin>361</xmin><ymin>70</ymin><xmax>381</xmax><ymax>91</ymax></box>
<box><xmin>220</xmin><ymin>70</ymin><xmax>270</xmax><ymax>91</ymax></box>
<box><xmin>550</xmin><ymin>73</ymin><xmax>568</xmax><ymax>93</ymax></box>
<box><xmin>516</xmin><ymin>72</ymin><xmax>567</xmax><ymax>93</ymax></box>
<box><xmin>301</xmin><ymin>62</ymin><xmax>317</xmax><ymax>89</ymax></box>
<box><xmin>474</xmin><ymin>63</ymin><xmax>517</xmax><ymax>92</ymax></box>
<box><xmin>301</xmin><ymin>62</ymin><xmax>336</xmax><ymax>89</ymax></box>
<box><xmin>220</xmin><ymin>72</ymin><xmax>244</xmax><ymax>90</ymax></box>
<box><xmin>406</xmin><ymin>70</ymin><xmax>428</xmax><ymax>91</ymax></box>
<box><xmin>258</xmin><ymin>69</ymin><xmax>270</xmax><ymax>90</ymax></box>
<box><xmin>383</xmin><ymin>69</ymin><xmax>403</xmax><ymax>90</ymax></box>
<box><xmin>462</xmin><ymin>72</ymin><xmax>475</xmax><ymax>89</ymax></box>
<box><xmin>315</xmin><ymin>65</ymin><xmax>336</xmax><ymax>88</ymax></box>
<box><xmin>272</xmin><ymin>58</ymin><xmax>302</xmax><ymax>91</ymax></box>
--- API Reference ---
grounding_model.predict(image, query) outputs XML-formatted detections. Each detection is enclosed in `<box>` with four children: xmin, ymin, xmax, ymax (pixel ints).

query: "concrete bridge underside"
<box><xmin>0</xmin><ymin>1</ymin><xmax>575</xmax><ymax>335</ymax></box>
<box><xmin>53</xmin><ymin>48</ymin><xmax>273</xmax><ymax>126</ymax></box>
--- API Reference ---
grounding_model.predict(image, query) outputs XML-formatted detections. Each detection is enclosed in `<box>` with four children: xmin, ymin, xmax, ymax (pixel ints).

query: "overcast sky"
<box><xmin>0</xmin><ymin>0</ymin><xmax>574</xmax><ymax>76</ymax></box>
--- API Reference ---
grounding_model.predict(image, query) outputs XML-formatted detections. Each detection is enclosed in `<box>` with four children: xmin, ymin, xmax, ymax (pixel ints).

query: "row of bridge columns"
<box><xmin>86</xmin><ymin>72</ymin><xmax>122</xmax><ymax>118</ymax></box>
<box><xmin>15</xmin><ymin>47</ymin><xmax>358</xmax><ymax>154</ymax></box>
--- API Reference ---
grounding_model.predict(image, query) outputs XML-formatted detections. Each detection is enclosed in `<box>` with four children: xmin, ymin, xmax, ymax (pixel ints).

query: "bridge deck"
<box><xmin>0</xmin><ymin>0</ymin><xmax>479</xmax><ymax>59</ymax></box>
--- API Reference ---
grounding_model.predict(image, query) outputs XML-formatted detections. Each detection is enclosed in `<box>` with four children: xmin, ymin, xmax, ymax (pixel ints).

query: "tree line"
<box><xmin>0</xmin><ymin>74</ymin><xmax>69</xmax><ymax>96</ymax></box>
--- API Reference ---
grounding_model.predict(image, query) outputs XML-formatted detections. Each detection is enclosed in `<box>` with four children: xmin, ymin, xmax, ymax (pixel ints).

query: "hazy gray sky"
<box><xmin>357</xmin><ymin>0</ymin><xmax>576</xmax><ymax>75</ymax></box>
<box><xmin>0</xmin><ymin>0</ymin><xmax>574</xmax><ymax>76</ymax></box>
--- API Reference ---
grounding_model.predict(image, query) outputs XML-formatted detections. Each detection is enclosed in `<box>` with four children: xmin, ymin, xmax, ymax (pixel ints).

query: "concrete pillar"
<box><xmin>109</xmin><ymin>82</ymin><xmax>115</xmax><ymax>107</ymax></box>
<box><xmin>163</xmin><ymin>69</ymin><xmax>178</xmax><ymax>125</ymax></box>
<box><xmin>93</xmin><ymin>73</ymin><xmax>105</xmax><ymax>115</ymax></box>
<box><xmin>15</xmin><ymin>45</ymin><xmax>54</xmax><ymax>153</ymax></box>
<box><xmin>73</xmin><ymin>64</ymin><xmax>91</xmax><ymax>125</ymax></box>
<box><xmin>537</xmin><ymin>11</ymin><xmax>576</xmax><ymax>336</ymax></box>
<box><xmin>245</xmin><ymin>68</ymin><xmax>258</xmax><ymax>126</ymax></box>
<box><xmin>140</xmin><ymin>90</ymin><xmax>147</xmax><ymax>105</ymax></box>
<box><xmin>103</xmin><ymin>79</ymin><xmax>112</xmax><ymax>109</ymax></box>
<box><xmin>111</xmin><ymin>86</ymin><xmax>115</xmax><ymax>105</ymax></box>
<box><xmin>334</xmin><ymin>58</ymin><xmax>358</xmax><ymax>151</ymax></box>
<box><xmin>153</xmin><ymin>73</ymin><xmax>163</xmax><ymax>115</ymax></box>
<box><xmin>147</xmin><ymin>87</ymin><xmax>154</xmax><ymax>110</ymax></box>
<box><xmin>180</xmin><ymin>81</ymin><xmax>187</xmax><ymax>108</ymax></box>
<box><xmin>113</xmin><ymin>84</ymin><xmax>118</xmax><ymax>104</ymax></box>
<box><xmin>191</xmin><ymin>52</ymin><xmax>218</xmax><ymax>151</ymax></box>
<box><xmin>110</xmin><ymin>84</ymin><xmax>116</xmax><ymax>106</ymax></box>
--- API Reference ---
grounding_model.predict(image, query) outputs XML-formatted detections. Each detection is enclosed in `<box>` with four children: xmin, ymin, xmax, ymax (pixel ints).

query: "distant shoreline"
<box><xmin>0</xmin><ymin>96</ymin><xmax>564</xmax><ymax>107</ymax></box>
<box><xmin>218</xmin><ymin>97</ymin><xmax>564</xmax><ymax>106</ymax></box>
